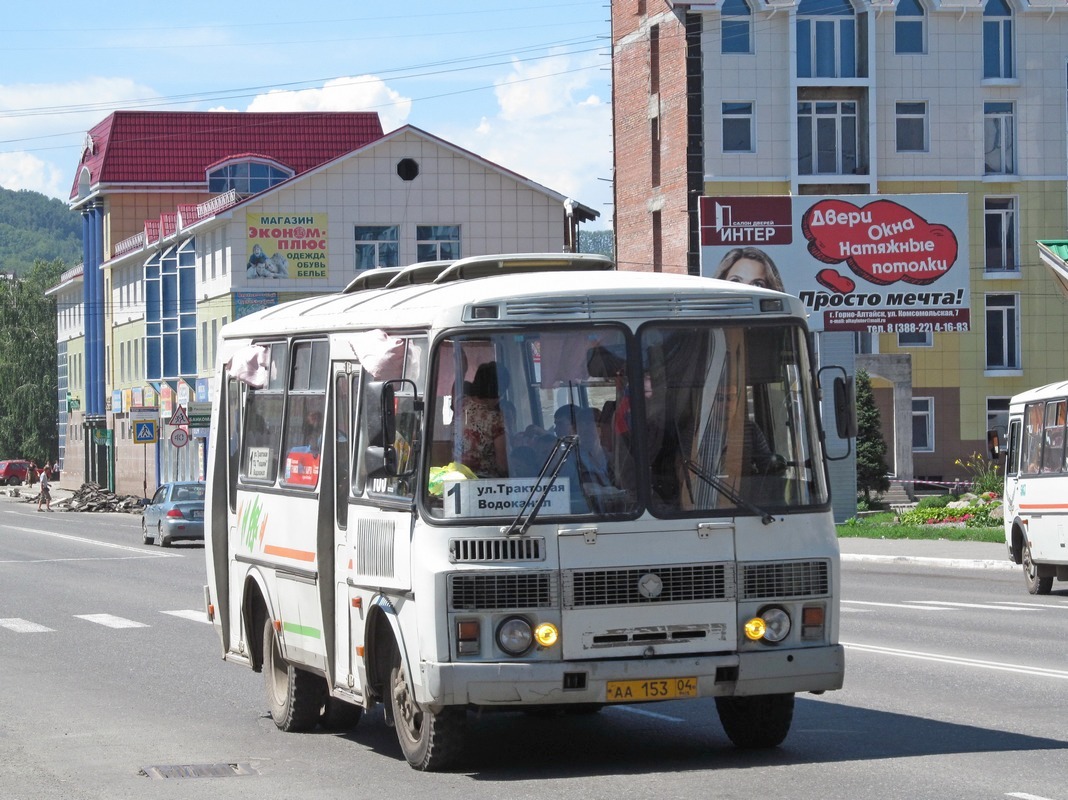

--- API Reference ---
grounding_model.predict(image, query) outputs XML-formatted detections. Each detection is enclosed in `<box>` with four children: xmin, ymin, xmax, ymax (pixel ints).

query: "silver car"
<box><xmin>141</xmin><ymin>481</ymin><xmax>205</xmax><ymax>546</ymax></box>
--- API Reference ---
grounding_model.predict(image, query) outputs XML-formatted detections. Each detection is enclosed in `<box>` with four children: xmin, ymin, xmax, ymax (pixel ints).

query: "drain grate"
<box><xmin>140</xmin><ymin>763</ymin><xmax>256</xmax><ymax>779</ymax></box>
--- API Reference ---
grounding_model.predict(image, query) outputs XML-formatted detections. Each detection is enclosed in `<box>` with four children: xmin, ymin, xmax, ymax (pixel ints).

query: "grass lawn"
<box><xmin>837</xmin><ymin>511</ymin><xmax>1003</xmax><ymax>543</ymax></box>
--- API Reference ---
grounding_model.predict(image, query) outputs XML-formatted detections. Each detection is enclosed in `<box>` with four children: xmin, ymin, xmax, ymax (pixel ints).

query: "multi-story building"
<box><xmin>56</xmin><ymin>111</ymin><xmax>596</xmax><ymax>496</ymax></box>
<box><xmin>611</xmin><ymin>0</ymin><xmax>1068</xmax><ymax>506</ymax></box>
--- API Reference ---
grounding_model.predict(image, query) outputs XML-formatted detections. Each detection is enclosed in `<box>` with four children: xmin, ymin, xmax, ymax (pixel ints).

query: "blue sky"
<box><xmin>0</xmin><ymin>1</ymin><xmax>613</xmax><ymax>227</ymax></box>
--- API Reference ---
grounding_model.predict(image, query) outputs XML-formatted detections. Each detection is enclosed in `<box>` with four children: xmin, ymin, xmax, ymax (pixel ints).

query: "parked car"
<box><xmin>141</xmin><ymin>481</ymin><xmax>205</xmax><ymax>546</ymax></box>
<box><xmin>0</xmin><ymin>459</ymin><xmax>38</xmax><ymax>486</ymax></box>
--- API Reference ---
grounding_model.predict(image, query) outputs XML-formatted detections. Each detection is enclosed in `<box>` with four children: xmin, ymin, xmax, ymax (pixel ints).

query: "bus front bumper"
<box><xmin>415</xmin><ymin>644</ymin><xmax>844</xmax><ymax>707</ymax></box>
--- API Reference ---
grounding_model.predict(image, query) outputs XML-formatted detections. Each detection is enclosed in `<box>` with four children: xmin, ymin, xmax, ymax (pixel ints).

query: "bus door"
<box><xmin>1004</xmin><ymin>416</ymin><xmax>1021</xmax><ymax>529</ymax></box>
<box><xmin>331</xmin><ymin>363</ymin><xmax>359</xmax><ymax>696</ymax></box>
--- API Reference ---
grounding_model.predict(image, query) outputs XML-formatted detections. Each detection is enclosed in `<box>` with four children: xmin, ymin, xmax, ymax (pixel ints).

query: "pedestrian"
<box><xmin>37</xmin><ymin>467</ymin><xmax>52</xmax><ymax>512</ymax></box>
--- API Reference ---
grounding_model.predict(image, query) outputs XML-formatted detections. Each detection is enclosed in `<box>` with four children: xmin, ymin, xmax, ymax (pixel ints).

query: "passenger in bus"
<box><xmin>554</xmin><ymin>404</ymin><xmax>612</xmax><ymax>487</ymax></box>
<box><xmin>460</xmin><ymin>362</ymin><xmax>509</xmax><ymax>477</ymax></box>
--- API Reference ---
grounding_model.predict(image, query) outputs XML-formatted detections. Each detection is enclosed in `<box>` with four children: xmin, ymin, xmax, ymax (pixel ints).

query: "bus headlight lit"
<box><xmin>534</xmin><ymin>622</ymin><xmax>559</xmax><ymax>648</ymax></box>
<box><xmin>496</xmin><ymin>616</ymin><xmax>534</xmax><ymax>656</ymax></box>
<box><xmin>744</xmin><ymin>607</ymin><xmax>791</xmax><ymax>643</ymax></box>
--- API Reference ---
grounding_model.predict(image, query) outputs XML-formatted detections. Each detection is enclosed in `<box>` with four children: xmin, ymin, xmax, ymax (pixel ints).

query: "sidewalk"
<box><xmin>839</xmin><ymin>535</ymin><xmax>1015</xmax><ymax>571</ymax></box>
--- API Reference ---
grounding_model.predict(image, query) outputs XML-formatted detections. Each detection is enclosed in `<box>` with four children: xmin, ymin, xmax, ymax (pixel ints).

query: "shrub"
<box><xmin>916</xmin><ymin>494</ymin><xmax>951</xmax><ymax>510</ymax></box>
<box><xmin>955</xmin><ymin>451</ymin><xmax>1001</xmax><ymax>496</ymax></box>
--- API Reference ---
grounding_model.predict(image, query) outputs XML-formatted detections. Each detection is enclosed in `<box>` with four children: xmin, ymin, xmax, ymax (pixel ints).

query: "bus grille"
<box><xmin>448</xmin><ymin>572</ymin><xmax>557</xmax><ymax>611</ymax></box>
<box><xmin>449</xmin><ymin>537</ymin><xmax>545</xmax><ymax>563</ymax></box>
<box><xmin>563</xmin><ymin>563</ymin><xmax>732</xmax><ymax>608</ymax></box>
<box><xmin>741</xmin><ymin>560</ymin><xmax>829</xmax><ymax>600</ymax></box>
<box><xmin>355</xmin><ymin>519</ymin><xmax>395</xmax><ymax>578</ymax></box>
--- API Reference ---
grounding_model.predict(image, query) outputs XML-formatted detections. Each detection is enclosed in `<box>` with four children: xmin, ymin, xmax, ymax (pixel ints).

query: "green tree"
<box><xmin>855</xmin><ymin>368</ymin><xmax>890</xmax><ymax>503</ymax></box>
<box><xmin>579</xmin><ymin>229</ymin><xmax>614</xmax><ymax>259</ymax></box>
<box><xmin>0</xmin><ymin>187</ymin><xmax>82</xmax><ymax>276</ymax></box>
<box><xmin>0</xmin><ymin>258</ymin><xmax>64</xmax><ymax>463</ymax></box>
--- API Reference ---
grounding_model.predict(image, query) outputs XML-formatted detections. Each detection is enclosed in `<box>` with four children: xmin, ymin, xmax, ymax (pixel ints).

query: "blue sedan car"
<box><xmin>141</xmin><ymin>481</ymin><xmax>205</xmax><ymax>546</ymax></box>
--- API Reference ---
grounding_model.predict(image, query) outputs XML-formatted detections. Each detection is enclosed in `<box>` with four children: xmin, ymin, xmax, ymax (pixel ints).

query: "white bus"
<box><xmin>999</xmin><ymin>380</ymin><xmax>1068</xmax><ymax>594</ymax></box>
<box><xmin>204</xmin><ymin>253</ymin><xmax>849</xmax><ymax>770</ymax></box>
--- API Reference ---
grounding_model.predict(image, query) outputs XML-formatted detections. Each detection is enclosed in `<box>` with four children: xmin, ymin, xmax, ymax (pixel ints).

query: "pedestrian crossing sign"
<box><xmin>134</xmin><ymin>421</ymin><xmax>158</xmax><ymax>444</ymax></box>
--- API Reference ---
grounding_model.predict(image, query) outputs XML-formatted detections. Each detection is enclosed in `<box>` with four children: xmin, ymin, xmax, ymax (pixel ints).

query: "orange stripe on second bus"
<box><xmin>1019</xmin><ymin>503</ymin><xmax>1068</xmax><ymax>512</ymax></box>
<box><xmin>263</xmin><ymin>544</ymin><xmax>316</xmax><ymax>562</ymax></box>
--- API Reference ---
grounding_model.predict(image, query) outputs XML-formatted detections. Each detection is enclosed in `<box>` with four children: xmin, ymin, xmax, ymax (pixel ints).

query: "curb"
<box><xmin>841</xmin><ymin>553</ymin><xmax>1016</xmax><ymax>571</ymax></box>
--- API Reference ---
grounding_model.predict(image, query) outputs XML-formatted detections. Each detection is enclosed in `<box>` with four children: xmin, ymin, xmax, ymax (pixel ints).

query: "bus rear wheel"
<box><xmin>715</xmin><ymin>693</ymin><xmax>794</xmax><ymax>749</ymax></box>
<box><xmin>262</xmin><ymin>617</ymin><xmax>324</xmax><ymax>732</ymax></box>
<box><xmin>1022</xmin><ymin>541</ymin><xmax>1053</xmax><ymax>595</ymax></box>
<box><xmin>389</xmin><ymin>649</ymin><xmax>465</xmax><ymax>770</ymax></box>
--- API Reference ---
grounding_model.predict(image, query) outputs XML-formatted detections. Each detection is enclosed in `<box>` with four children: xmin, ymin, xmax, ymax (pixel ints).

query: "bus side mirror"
<box><xmin>364</xmin><ymin>379</ymin><xmax>420</xmax><ymax>478</ymax></box>
<box><xmin>987</xmin><ymin>429</ymin><xmax>1001</xmax><ymax>459</ymax></box>
<box><xmin>833</xmin><ymin>376</ymin><xmax>857</xmax><ymax>439</ymax></box>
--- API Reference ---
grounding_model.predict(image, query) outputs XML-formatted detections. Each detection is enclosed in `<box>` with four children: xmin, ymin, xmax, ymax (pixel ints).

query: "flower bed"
<box><xmin>897</xmin><ymin>491</ymin><xmax>1002</xmax><ymax>528</ymax></box>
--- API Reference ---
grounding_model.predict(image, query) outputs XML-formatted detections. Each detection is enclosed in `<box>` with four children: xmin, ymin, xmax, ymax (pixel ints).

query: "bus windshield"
<box><xmin>422</xmin><ymin>321</ymin><xmax>827</xmax><ymax>521</ymax></box>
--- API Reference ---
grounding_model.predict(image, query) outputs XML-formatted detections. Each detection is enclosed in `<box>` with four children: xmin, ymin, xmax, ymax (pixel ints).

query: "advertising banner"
<box><xmin>246</xmin><ymin>212</ymin><xmax>328</xmax><ymax>280</ymax></box>
<box><xmin>699</xmin><ymin>194</ymin><xmax>970</xmax><ymax>333</ymax></box>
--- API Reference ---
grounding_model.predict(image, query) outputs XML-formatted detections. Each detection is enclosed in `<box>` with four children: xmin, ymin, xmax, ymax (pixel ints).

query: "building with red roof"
<box><xmin>54</xmin><ymin>111</ymin><xmax>597</xmax><ymax>493</ymax></box>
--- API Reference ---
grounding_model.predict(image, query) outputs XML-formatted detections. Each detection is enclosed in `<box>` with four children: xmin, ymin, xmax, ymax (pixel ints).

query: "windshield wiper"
<box><xmin>502</xmin><ymin>435</ymin><xmax>578</xmax><ymax>537</ymax></box>
<box><xmin>683</xmin><ymin>459</ymin><xmax>776</xmax><ymax>525</ymax></box>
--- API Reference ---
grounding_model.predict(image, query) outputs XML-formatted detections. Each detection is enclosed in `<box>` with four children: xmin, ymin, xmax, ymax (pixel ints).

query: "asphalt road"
<box><xmin>1</xmin><ymin>495</ymin><xmax>1065</xmax><ymax>800</ymax></box>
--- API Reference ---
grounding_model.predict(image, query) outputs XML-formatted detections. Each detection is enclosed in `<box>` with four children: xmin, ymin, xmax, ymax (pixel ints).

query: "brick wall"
<box><xmin>612</xmin><ymin>0</ymin><xmax>694</xmax><ymax>274</ymax></box>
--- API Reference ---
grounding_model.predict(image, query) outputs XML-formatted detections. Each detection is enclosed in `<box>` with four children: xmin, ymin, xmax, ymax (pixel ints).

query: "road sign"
<box><xmin>169</xmin><ymin>405</ymin><xmax>190</xmax><ymax>426</ymax></box>
<box><xmin>134</xmin><ymin>421</ymin><xmax>158</xmax><ymax>444</ymax></box>
<box><xmin>170</xmin><ymin>428</ymin><xmax>189</xmax><ymax>448</ymax></box>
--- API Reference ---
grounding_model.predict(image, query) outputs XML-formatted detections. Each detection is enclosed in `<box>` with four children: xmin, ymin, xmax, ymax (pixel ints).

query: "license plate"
<box><xmin>188</xmin><ymin>510</ymin><xmax>201</xmax><ymax>519</ymax></box>
<box><xmin>606</xmin><ymin>677</ymin><xmax>698</xmax><ymax>702</ymax></box>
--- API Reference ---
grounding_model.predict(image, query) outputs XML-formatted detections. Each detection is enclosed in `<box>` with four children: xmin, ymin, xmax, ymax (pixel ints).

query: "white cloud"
<box><xmin>0</xmin><ymin>77</ymin><xmax>161</xmax><ymax>199</ymax></box>
<box><xmin>449</xmin><ymin>54</ymin><xmax>614</xmax><ymax>226</ymax></box>
<box><xmin>244</xmin><ymin>76</ymin><xmax>412</xmax><ymax>132</ymax></box>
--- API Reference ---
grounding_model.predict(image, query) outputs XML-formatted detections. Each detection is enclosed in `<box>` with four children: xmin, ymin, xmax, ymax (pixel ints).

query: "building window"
<box><xmin>722</xmin><ymin>102</ymin><xmax>754</xmax><ymax>152</ymax></box>
<box><xmin>722</xmin><ymin>0</ymin><xmax>753</xmax><ymax>54</ymax></box>
<box><xmin>983</xmin><ymin>0</ymin><xmax>1014</xmax><ymax>79</ymax></box>
<box><xmin>984</xmin><ymin>197</ymin><xmax>1018</xmax><ymax>274</ymax></box>
<box><xmin>796</xmin><ymin>0</ymin><xmax>856</xmax><ymax>79</ymax></box>
<box><xmin>985</xmin><ymin>293</ymin><xmax>1020</xmax><ymax>370</ymax></box>
<box><xmin>895</xmin><ymin>101</ymin><xmax>927</xmax><ymax>152</ymax></box>
<box><xmin>984</xmin><ymin>102</ymin><xmax>1015</xmax><ymax>174</ymax></box>
<box><xmin>207</xmin><ymin>159</ymin><xmax>292</xmax><ymax>195</ymax></box>
<box><xmin>895</xmin><ymin>0</ymin><xmax>925</xmax><ymax>54</ymax></box>
<box><xmin>854</xmin><ymin>331</ymin><xmax>875</xmax><ymax>354</ymax></box>
<box><xmin>354</xmin><ymin>225</ymin><xmax>399</xmax><ymax>270</ymax></box>
<box><xmin>987</xmin><ymin>396</ymin><xmax>1010</xmax><ymax>439</ymax></box>
<box><xmin>416</xmin><ymin>225</ymin><xmax>461</xmax><ymax>262</ymax></box>
<box><xmin>146</xmin><ymin>238</ymin><xmax>197</xmax><ymax>381</ymax></box>
<box><xmin>798</xmin><ymin>101</ymin><xmax>857</xmax><ymax>175</ymax></box>
<box><xmin>913</xmin><ymin>397</ymin><xmax>934</xmax><ymax>452</ymax></box>
<box><xmin>650</xmin><ymin>24</ymin><xmax>660</xmax><ymax>93</ymax></box>
<box><xmin>651</xmin><ymin>117</ymin><xmax>661</xmax><ymax>186</ymax></box>
<box><xmin>898</xmin><ymin>331</ymin><xmax>932</xmax><ymax>347</ymax></box>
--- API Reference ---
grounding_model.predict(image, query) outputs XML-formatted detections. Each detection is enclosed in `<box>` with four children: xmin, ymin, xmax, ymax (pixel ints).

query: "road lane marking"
<box><xmin>1006</xmin><ymin>793</ymin><xmax>1056</xmax><ymax>800</ymax></box>
<box><xmin>609</xmin><ymin>705</ymin><xmax>685</xmax><ymax>722</ymax></box>
<box><xmin>3</xmin><ymin>526</ymin><xmax>180</xmax><ymax>558</ymax></box>
<box><xmin>842</xmin><ymin>600</ymin><xmax>951</xmax><ymax>611</ymax></box>
<box><xmin>161</xmin><ymin>610</ymin><xmax>211</xmax><ymax>624</ymax></box>
<box><xmin>75</xmin><ymin>614</ymin><xmax>149</xmax><ymax>629</ymax></box>
<box><xmin>0</xmin><ymin>618</ymin><xmax>54</xmax><ymax>633</ymax></box>
<box><xmin>911</xmin><ymin>600</ymin><xmax>1042</xmax><ymax>611</ymax></box>
<box><xmin>844</xmin><ymin>641</ymin><xmax>1068</xmax><ymax>680</ymax></box>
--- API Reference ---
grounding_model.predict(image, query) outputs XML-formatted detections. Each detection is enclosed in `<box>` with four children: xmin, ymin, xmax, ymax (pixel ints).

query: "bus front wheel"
<box><xmin>1022</xmin><ymin>541</ymin><xmax>1053</xmax><ymax>595</ymax></box>
<box><xmin>388</xmin><ymin>649</ymin><xmax>465</xmax><ymax>771</ymax></box>
<box><xmin>262</xmin><ymin>617</ymin><xmax>324</xmax><ymax>732</ymax></box>
<box><xmin>715</xmin><ymin>693</ymin><xmax>794</xmax><ymax>748</ymax></box>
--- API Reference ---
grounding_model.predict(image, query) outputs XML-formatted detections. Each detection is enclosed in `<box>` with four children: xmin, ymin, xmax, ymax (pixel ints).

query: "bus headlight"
<box><xmin>496</xmin><ymin>616</ymin><xmax>534</xmax><ymax>656</ymax></box>
<box><xmin>744</xmin><ymin>607</ymin><xmax>791</xmax><ymax>643</ymax></box>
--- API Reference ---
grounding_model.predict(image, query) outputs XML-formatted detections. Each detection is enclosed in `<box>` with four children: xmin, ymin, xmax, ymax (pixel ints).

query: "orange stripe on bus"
<box><xmin>263</xmin><ymin>544</ymin><xmax>316</xmax><ymax>562</ymax></box>
<box><xmin>1019</xmin><ymin>503</ymin><xmax>1068</xmax><ymax>511</ymax></box>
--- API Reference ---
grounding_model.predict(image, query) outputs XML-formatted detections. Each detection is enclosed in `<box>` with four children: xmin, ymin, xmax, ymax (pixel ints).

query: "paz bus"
<box><xmin>203</xmin><ymin>253</ymin><xmax>850</xmax><ymax>770</ymax></box>
<box><xmin>998</xmin><ymin>380</ymin><xmax>1068</xmax><ymax>594</ymax></box>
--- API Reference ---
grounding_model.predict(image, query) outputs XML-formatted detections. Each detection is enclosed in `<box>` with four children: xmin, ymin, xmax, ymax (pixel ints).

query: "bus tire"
<box><xmin>1022</xmin><ymin>541</ymin><xmax>1053</xmax><ymax>595</ymax></box>
<box><xmin>263</xmin><ymin>617</ymin><xmax>324</xmax><ymax>732</ymax></box>
<box><xmin>389</xmin><ymin>648</ymin><xmax>465</xmax><ymax>770</ymax></box>
<box><xmin>320</xmin><ymin>697</ymin><xmax>363</xmax><ymax>732</ymax></box>
<box><xmin>715</xmin><ymin>693</ymin><xmax>794</xmax><ymax>749</ymax></box>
